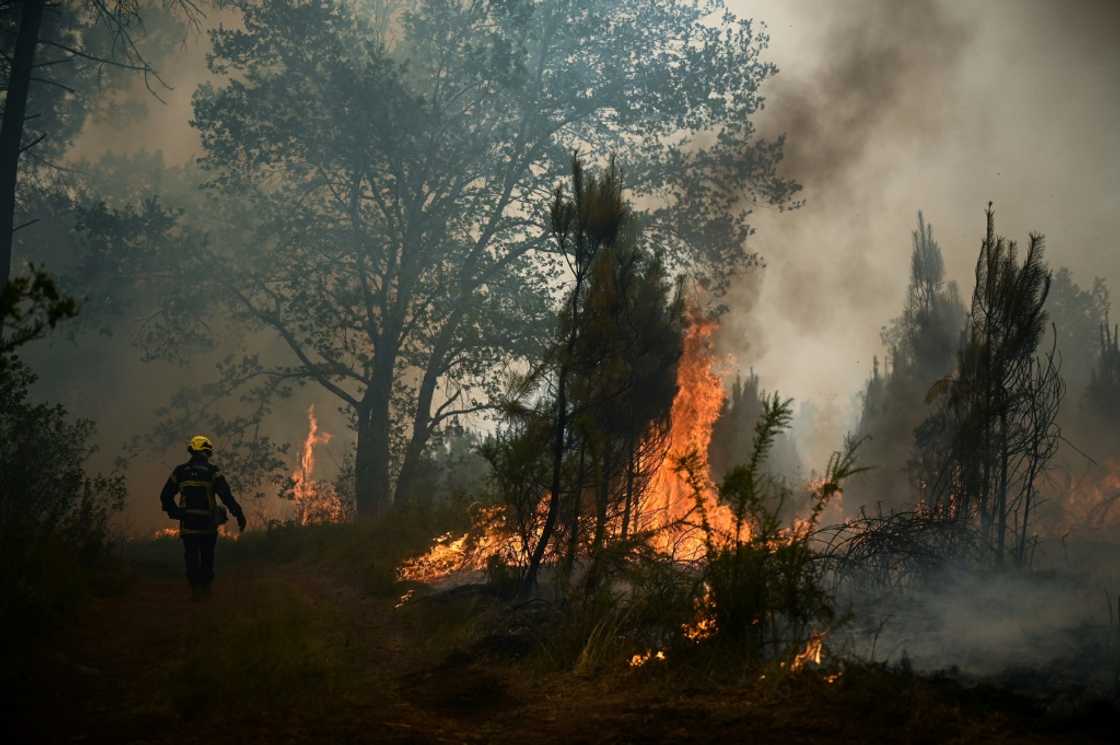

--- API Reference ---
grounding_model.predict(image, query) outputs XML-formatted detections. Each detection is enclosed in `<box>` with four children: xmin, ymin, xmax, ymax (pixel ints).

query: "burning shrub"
<box><xmin>678</xmin><ymin>395</ymin><xmax>865</xmax><ymax>666</ymax></box>
<box><xmin>396</xmin><ymin>504</ymin><xmax>523</xmax><ymax>585</ymax></box>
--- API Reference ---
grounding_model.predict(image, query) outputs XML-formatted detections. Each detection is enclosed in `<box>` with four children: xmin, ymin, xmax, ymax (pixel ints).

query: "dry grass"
<box><xmin>15</xmin><ymin>518</ymin><xmax>1118</xmax><ymax>745</ymax></box>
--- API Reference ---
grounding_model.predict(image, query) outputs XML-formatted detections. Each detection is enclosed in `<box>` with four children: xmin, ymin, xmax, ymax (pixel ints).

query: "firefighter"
<box><xmin>160</xmin><ymin>435</ymin><xmax>247</xmax><ymax>597</ymax></box>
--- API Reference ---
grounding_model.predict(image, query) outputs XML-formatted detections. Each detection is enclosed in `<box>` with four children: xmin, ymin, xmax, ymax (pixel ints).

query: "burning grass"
<box><xmin>391</xmin><ymin>324</ymin><xmax>854</xmax><ymax>682</ymax></box>
<box><xmin>28</xmin><ymin>508</ymin><xmax>1117</xmax><ymax>745</ymax></box>
<box><xmin>395</xmin><ymin>319</ymin><xmax>732</xmax><ymax>580</ymax></box>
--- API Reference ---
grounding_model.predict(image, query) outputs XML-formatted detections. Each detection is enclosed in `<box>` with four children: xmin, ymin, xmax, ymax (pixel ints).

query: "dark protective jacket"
<box><xmin>160</xmin><ymin>455</ymin><xmax>245</xmax><ymax>535</ymax></box>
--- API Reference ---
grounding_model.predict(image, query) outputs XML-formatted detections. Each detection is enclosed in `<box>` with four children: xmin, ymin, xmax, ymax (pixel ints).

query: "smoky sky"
<box><xmin>719</xmin><ymin>0</ymin><xmax>1120</xmax><ymax>466</ymax></box>
<box><xmin>65</xmin><ymin>0</ymin><xmax>1120</xmax><ymax>481</ymax></box>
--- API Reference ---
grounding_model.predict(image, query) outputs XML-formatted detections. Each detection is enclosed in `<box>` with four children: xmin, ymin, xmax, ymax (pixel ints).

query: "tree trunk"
<box><xmin>354</xmin><ymin>406</ymin><xmax>377</xmax><ymax>516</ymax></box>
<box><xmin>563</xmin><ymin>441</ymin><xmax>587</xmax><ymax>582</ymax></box>
<box><xmin>620</xmin><ymin>438</ymin><xmax>635</xmax><ymax>540</ymax></box>
<box><xmin>0</xmin><ymin>0</ymin><xmax>46</xmax><ymax>289</ymax></box>
<box><xmin>355</xmin><ymin>344</ymin><xmax>397</xmax><ymax>518</ymax></box>
<box><xmin>592</xmin><ymin>447</ymin><xmax>611</xmax><ymax>554</ymax></box>
<box><xmin>523</xmin><ymin>364</ymin><xmax>568</xmax><ymax>593</ymax></box>
<box><xmin>393</xmin><ymin>356</ymin><xmax>442</xmax><ymax>509</ymax></box>
<box><xmin>394</xmin><ymin>432</ymin><xmax>428</xmax><ymax>511</ymax></box>
<box><xmin>394</xmin><ymin>305</ymin><xmax>467</xmax><ymax>508</ymax></box>
<box><xmin>355</xmin><ymin>405</ymin><xmax>393</xmax><ymax>518</ymax></box>
<box><xmin>522</xmin><ymin>267</ymin><xmax>587</xmax><ymax>595</ymax></box>
<box><xmin>996</xmin><ymin>409</ymin><xmax>1009</xmax><ymax>563</ymax></box>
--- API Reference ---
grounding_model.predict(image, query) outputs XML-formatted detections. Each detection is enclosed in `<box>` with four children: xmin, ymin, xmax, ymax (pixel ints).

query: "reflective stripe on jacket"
<box><xmin>159</xmin><ymin>456</ymin><xmax>245</xmax><ymax>535</ymax></box>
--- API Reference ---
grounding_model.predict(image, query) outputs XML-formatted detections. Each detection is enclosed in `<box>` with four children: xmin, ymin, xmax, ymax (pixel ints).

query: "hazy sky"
<box><xmin>71</xmin><ymin>0</ymin><xmax>1120</xmax><ymax>470</ymax></box>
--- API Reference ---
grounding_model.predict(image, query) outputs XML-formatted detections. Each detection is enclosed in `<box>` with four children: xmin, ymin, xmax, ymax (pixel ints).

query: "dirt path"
<box><xmin>13</xmin><ymin>555</ymin><xmax>1115</xmax><ymax>745</ymax></box>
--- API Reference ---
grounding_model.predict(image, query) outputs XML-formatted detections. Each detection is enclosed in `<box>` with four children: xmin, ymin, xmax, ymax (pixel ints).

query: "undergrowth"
<box><xmin>167</xmin><ymin>579</ymin><xmax>348</xmax><ymax>718</ymax></box>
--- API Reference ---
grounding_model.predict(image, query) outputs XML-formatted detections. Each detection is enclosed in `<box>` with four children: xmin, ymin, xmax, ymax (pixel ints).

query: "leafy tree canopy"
<box><xmin>178</xmin><ymin>0</ymin><xmax>796</xmax><ymax>512</ymax></box>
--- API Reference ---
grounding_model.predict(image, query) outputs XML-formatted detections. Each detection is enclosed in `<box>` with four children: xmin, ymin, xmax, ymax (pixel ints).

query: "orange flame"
<box><xmin>681</xmin><ymin>582</ymin><xmax>719</xmax><ymax>642</ymax></box>
<box><xmin>292</xmin><ymin>405</ymin><xmax>347</xmax><ymax>525</ymax></box>
<box><xmin>396</xmin><ymin>506</ymin><xmax>516</xmax><ymax>584</ymax></box>
<box><xmin>151</xmin><ymin>523</ymin><xmax>241</xmax><ymax>541</ymax></box>
<box><xmin>398</xmin><ymin>317</ymin><xmax>732</xmax><ymax>579</ymax></box>
<box><xmin>629</xmin><ymin>649</ymin><xmax>667</xmax><ymax>668</ymax></box>
<box><xmin>789</xmin><ymin>631</ymin><xmax>826</xmax><ymax>672</ymax></box>
<box><xmin>642</xmin><ymin>317</ymin><xmax>734</xmax><ymax>557</ymax></box>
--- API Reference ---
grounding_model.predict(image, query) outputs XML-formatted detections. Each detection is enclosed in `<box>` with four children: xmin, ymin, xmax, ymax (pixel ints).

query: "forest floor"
<box><xmin>11</xmin><ymin>531</ymin><xmax>1118</xmax><ymax>745</ymax></box>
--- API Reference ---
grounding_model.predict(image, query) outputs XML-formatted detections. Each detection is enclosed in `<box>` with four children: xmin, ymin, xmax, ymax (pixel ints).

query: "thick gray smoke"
<box><xmin>721</xmin><ymin>0</ymin><xmax>1120</xmax><ymax>468</ymax></box>
<box><xmin>768</xmin><ymin>0</ymin><xmax>969</xmax><ymax>202</ymax></box>
<box><xmin>715</xmin><ymin>1</ymin><xmax>1120</xmax><ymax>685</ymax></box>
<box><xmin>837</xmin><ymin>544</ymin><xmax>1120</xmax><ymax>693</ymax></box>
<box><xmin>37</xmin><ymin>1</ymin><xmax>1120</xmax><ymax>545</ymax></box>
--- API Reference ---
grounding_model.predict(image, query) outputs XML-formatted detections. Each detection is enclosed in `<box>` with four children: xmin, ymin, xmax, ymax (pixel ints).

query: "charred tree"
<box><xmin>853</xmin><ymin>212</ymin><xmax>964</xmax><ymax>513</ymax></box>
<box><xmin>523</xmin><ymin>157</ymin><xmax>626</xmax><ymax>594</ymax></box>
<box><xmin>569</xmin><ymin>229</ymin><xmax>681</xmax><ymax>590</ymax></box>
<box><xmin>180</xmin><ymin>0</ymin><xmax>792</xmax><ymax>517</ymax></box>
<box><xmin>921</xmin><ymin>205</ymin><xmax>1062</xmax><ymax>565</ymax></box>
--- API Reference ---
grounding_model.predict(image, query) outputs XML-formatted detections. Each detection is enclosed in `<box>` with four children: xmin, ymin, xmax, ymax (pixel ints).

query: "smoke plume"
<box><xmin>721</xmin><ymin>0</ymin><xmax>1120</xmax><ymax>468</ymax></box>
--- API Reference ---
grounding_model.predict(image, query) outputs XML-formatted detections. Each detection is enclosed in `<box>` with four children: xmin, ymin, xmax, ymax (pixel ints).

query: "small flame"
<box><xmin>681</xmin><ymin>582</ymin><xmax>718</xmax><ymax>642</ymax></box>
<box><xmin>292</xmin><ymin>405</ymin><xmax>347</xmax><ymax>525</ymax></box>
<box><xmin>789</xmin><ymin>631</ymin><xmax>826</xmax><ymax>672</ymax></box>
<box><xmin>218</xmin><ymin>523</ymin><xmax>241</xmax><ymax>541</ymax></box>
<box><xmin>629</xmin><ymin>649</ymin><xmax>667</xmax><ymax>668</ymax></box>
<box><xmin>151</xmin><ymin>525</ymin><xmax>240</xmax><ymax>540</ymax></box>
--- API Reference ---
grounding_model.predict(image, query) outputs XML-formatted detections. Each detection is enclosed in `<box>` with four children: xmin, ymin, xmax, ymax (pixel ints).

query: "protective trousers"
<box><xmin>182</xmin><ymin>533</ymin><xmax>218</xmax><ymax>587</ymax></box>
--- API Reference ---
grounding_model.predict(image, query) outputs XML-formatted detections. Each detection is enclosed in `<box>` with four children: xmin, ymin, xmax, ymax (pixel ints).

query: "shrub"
<box><xmin>681</xmin><ymin>395</ymin><xmax>865</xmax><ymax>664</ymax></box>
<box><xmin>168</xmin><ymin>581</ymin><xmax>343</xmax><ymax>718</ymax></box>
<box><xmin>0</xmin><ymin>355</ymin><xmax>126</xmax><ymax>681</ymax></box>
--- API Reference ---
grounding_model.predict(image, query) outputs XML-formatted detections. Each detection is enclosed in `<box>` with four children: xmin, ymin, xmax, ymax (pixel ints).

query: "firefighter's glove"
<box><xmin>166</xmin><ymin>506</ymin><xmax>184</xmax><ymax>521</ymax></box>
<box><xmin>236</xmin><ymin>513</ymin><xmax>247</xmax><ymax>533</ymax></box>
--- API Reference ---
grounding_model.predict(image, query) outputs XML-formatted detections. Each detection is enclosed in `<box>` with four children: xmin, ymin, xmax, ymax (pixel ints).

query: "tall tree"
<box><xmin>567</xmin><ymin>204</ymin><xmax>682</xmax><ymax>580</ymax></box>
<box><xmin>920</xmin><ymin>206</ymin><xmax>1062</xmax><ymax>565</ymax></box>
<box><xmin>0</xmin><ymin>0</ymin><xmax>198</xmax><ymax>290</ymax></box>
<box><xmin>0</xmin><ymin>0</ymin><xmax>46</xmax><ymax>289</ymax></box>
<box><xmin>709</xmin><ymin>368</ymin><xmax>802</xmax><ymax>486</ymax></box>
<box><xmin>522</xmin><ymin>156</ymin><xmax>625</xmax><ymax>592</ymax></box>
<box><xmin>1045</xmin><ymin>267</ymin><xmax>1109</xmax><ymax>394</ymax></box>
<box><xmin>490</xmin><ymin>156</ymin><xmax>682</xmax><ymax>594</ymax></box>
<box><xmin>188</xmin><ymin>0</ymin><xmax>797</xmax><ymax>515</ymax></box>
<box><xmin>853</xmin><ymin>212</ymin><xmax>964</xmax><ymax>512</ymax></box>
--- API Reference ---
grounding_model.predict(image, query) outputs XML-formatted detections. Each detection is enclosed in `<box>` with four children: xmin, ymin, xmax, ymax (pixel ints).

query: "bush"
<box><xmin>0</xmin><ymin>355</ymin><xmax>126</xmax><ymax>682</ymax></box>
<box><xmin>681</xmin><ymin>395</ymin><xmax>865</xmax><ymax>665</ymax></box>
<box><xmin>168</xmin><ymin>581</ymin><xmax>343</xmax><ymax>718</ymax></box>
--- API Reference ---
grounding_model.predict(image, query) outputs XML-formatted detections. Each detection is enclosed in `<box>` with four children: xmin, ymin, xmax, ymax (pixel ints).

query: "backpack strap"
<box><xmin>178</xmin><ymin>463</ymin><xmax>218</xmax><ymax>516</ymax></box>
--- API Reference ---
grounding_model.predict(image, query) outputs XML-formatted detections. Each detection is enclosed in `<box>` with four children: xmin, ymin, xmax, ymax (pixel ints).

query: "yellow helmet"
<box><xmin>188</xmin><ymin>435</ymin><xmax>215</xmax><ymax>456</ymax></box>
